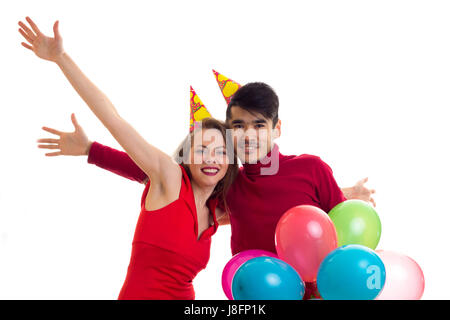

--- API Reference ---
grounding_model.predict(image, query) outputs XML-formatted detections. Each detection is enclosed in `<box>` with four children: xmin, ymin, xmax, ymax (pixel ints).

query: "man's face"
<box><xmin>228</xmin><ymin>106</ymin><xmax>281</xmax><ymax>164</ymax></box>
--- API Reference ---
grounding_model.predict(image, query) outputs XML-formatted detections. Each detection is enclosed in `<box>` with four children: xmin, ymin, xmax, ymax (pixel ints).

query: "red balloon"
<box><xmin>275</xmin><ymin>205</ymin><xmax>338</xmax><ymax>282</ymax></box>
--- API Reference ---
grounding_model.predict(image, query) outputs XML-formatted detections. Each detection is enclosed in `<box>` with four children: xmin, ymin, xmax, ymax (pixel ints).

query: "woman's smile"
<box><xmin>201</xmin><ymin>166</ymin><xmax>220</xmax><ymax>176</ymax></box>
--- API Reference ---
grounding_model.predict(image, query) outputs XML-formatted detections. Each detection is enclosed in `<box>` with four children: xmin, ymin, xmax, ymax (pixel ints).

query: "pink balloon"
<box><xmin>376</xmin><ymin>250</ymin><xmax>425</xmax><ymax>300</ymax></box>
<box><xmin>275</xmin><ymin>205</ymin><xmax>338</xmax><ymax>282</ymax></box>
<box><xmin>221</xmin><ymin>249</ymin><xmax>277</xmax><ymax>300</ymax></box>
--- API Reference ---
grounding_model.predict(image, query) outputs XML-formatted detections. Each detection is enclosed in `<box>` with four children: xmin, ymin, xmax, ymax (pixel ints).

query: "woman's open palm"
<box><xmin>18</xmin><ymin>16</ymin><xmax>64</xmax><ymax>62</ymax></box>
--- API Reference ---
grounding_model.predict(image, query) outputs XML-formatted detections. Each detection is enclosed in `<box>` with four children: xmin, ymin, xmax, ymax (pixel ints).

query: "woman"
<box><xmin>36</xmin><ymin>113</ymin><xmax>234</xmax><ymax>223</ymax></box>
<box><xmin>19</xmin><ymin>16</ymin><xmax>238</xmax><ymax>299</ymax></box>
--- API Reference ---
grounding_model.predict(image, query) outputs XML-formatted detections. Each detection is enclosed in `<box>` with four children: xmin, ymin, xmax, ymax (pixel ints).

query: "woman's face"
<box><xmin>188</xmin><ymin>128</ymin><xmax>229</xmax><ymax>188</ymax></box>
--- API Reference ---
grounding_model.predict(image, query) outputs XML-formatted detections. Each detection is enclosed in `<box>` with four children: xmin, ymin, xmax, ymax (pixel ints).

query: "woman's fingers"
<box><xmin>53</xmin><ymin>20</ymin><xmax>61</xmax><ymax>40</ymax></box>
<box><xmin>25</xmin><ymin>16</ymin><xmax>42</xmax><ymax>36</ymax></box>
<box><xmin>18</xmin><ymin>27</ymin><xmax>34</xmax><ymax>43</ymax></box>
<box><xmin>45</xmin><ymin>152</ymin><xmax>62</xmax><ymax>157</ymax></box>
<box><xmin>18</xmin><ymin>21</ymin><xmax>36</xmax><ymax>40</ymax></box>
<box><xmin>21</xmin><ymin>42</ymin><xmax>33</xmax><ymax>50</ymax></box>
<box><xmin>38</xmin><ymin>144</ymin><xmax>59</xmax><ymax>149</ymax></box>
<box><xmin>37</xmin><ymin>138</ymin><xmax>60</xmax><ymax>143</ymax></box>
<box><xmin>42</xmin><ymin>126</ymin><xmax>62</xmax><ymax>136</ymax></box>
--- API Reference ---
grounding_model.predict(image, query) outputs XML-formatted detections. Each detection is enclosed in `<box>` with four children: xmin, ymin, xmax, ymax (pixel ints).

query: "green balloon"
<box><xmin>328</xmin><ymin>200</ymin><xmax>381</xmax><ymax>249</ymax></box>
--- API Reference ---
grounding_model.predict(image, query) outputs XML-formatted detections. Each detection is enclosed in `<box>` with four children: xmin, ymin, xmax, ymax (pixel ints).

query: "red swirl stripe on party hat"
<box><xmin>190</xmin><ymin>86</ymin><xmax>212</xmax><ymax>132</ymax></box>
<box><xmin>212</xmin><ymin>69</ymin><xmax>242</xmax><ymax>105</ymax></box>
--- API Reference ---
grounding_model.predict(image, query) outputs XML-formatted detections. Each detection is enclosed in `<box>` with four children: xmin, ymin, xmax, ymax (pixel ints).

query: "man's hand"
<box><xmin>341</xmin><ymin>177</ymin><xmax>376</xmax><ymax>207</ymax></box>
<box><xmin>37</xmin><ymin>113</ymin><xmax>92</xmax><ymax>156</ymax></box>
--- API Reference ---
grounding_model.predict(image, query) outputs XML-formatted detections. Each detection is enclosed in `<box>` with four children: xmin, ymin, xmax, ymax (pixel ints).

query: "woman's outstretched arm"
<box><xmin>20</xmin><ymin>17</ymin><xmax>179</xmax><ymax>193</ymax></box>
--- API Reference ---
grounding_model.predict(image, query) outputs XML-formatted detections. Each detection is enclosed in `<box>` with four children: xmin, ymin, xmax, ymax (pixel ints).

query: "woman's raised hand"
<box><xmin>18</xmin><ymin>16</ymin><xmax>64</xmax><ymax>62</ymax></box>
<box><xmin>37</xmin><ymin>113</ymin><xmax>92</xmax><ymax>157</ymax></box>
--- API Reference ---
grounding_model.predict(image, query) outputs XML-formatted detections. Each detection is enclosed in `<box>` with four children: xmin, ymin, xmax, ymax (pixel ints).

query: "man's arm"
<box><xmin>313</xmin><ymin>157</ymin><xmax>347</xmax><ymax>213</ymax></box>
<box><xmin>340</xmin><ymin>177</ymin><xmax>376</xmax><ymax>207</ymax></box>
<box><xmin>37</xmin><ymin>114</ymin><xmax>149</xmax><ymax>184</ymax></box>
<box><xmin>87</xmin><ymin>141</ymin><xmax>149</xmax><ymax>184</ymax></box>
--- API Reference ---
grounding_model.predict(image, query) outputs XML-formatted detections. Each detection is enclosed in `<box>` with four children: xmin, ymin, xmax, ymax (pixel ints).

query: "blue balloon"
<box><xmin>317</xmin><ymin>245</ymin><xmax>386</xmax><ymax>300</ymax></box>
<box><xmin>231</xmin><ymin>256</ymin><xmax>305</xmax><ymax>300</ymax></box>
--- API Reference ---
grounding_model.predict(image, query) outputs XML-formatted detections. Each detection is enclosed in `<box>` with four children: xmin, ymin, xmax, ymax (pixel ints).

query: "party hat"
<box><xmin>212</xmin><ymin>69</ymin><xmax>242</xmax><ymax>105</ymax></box>
<box><xmin>190</xmin><ymin>86</ymin><xmax>212</xmax><ymax>132</ymax></box>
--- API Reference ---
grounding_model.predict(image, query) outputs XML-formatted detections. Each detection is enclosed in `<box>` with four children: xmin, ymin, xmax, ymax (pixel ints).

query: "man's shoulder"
<box><xmin>284</xmin><ymin>153</ymin><xmax>325</xmax><ymax>167</ymax></box>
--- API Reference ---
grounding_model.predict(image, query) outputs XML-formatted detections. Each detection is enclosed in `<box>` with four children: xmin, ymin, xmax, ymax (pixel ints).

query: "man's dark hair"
<box><xmin>226</xmin><ymin>82</ymin><xmax>279</xmax><ymax>128</ymax></box>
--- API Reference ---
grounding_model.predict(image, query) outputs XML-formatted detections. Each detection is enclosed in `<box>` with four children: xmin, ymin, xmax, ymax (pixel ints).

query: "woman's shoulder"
<box><xmin>142</xmin><ymin>165</ymin><xmax>184</xmax><ymax>211</ymax></box>
<box><xmin>161</xmin><ymin>164</ymin><xmax>185</xmax><ymax>199</ymax></box>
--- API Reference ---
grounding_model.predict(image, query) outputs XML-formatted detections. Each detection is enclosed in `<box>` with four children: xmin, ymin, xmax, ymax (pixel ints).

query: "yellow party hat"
<box><xmin>212</xmin><ymin>69</ymin><xmax>242</xmax><ymax>105</ymax></box>
<box><xmin>190</xmin><ymin>86</ymin><xmax>212</xmax><ymax>132</ymax></box>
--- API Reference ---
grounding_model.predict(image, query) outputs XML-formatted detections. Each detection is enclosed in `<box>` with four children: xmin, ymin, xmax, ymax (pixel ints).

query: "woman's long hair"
<box><xmin>173</xmin><ymin>118</ymin><xmax>238</xmax><ymax>213</ymax></box>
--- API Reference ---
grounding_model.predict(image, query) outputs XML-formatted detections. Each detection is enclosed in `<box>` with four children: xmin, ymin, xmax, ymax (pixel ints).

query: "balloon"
<box><xmin>375</xmin><ymin>250</ymin><xmax>425</xmax><ymax>300</ymax></box>
<box><xmin>329</xmin><ymin>199</ymin><xmax>381</xmax><ymax>249</ymax></box>
<box><xmin>275</xmin><ymin>205</ymin><xmax>338</xmax><ymax>282</ymax></box>
<box><xmin>231</xmin><ymin>256</ymin><xmax>305</xmax><ymax>300</ymax></box>
<box><xmin>317</xmin><ymin>244</ymin><xmax>386</xmax><ymax>300</ymax></box>
<box><xmin>222</xmin><ymin>249</ymin><xmax>277</xmax><ymax>300</ymax></box>
<box><xmin>304</xmin><ymin>281</ymin><xmax>322</xmax><ymax>300</ymax></box>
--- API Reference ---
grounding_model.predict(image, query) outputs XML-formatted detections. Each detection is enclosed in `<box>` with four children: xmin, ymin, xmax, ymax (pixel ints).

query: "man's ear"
<box><xmin>273</xmin><ymin>119</ymin><xmax>281</xmax><ymax>139</ymax></box>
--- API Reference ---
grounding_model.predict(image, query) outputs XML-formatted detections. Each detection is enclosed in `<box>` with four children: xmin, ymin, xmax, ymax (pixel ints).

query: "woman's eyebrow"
<box><xmin>200</xmin><ymin>145</ymin><xmax>225</xmax><ymax>149</ymax></box>
<box><xmin>198</xmin><ymin>145</ymin><xmax>225</xmax><ymax>149</ymax></box>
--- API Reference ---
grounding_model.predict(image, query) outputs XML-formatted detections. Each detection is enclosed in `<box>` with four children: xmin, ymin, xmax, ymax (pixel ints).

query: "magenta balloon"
<box><xmin>376</xmin><ymin>250</ymin><xmax>425</xmax><ymax>300</ymax></box>
<box><xmin>275</xmin><ymin>205</ymin><xmax>338</xmax><ymax>282</ymax></box>
<box><xmin>221</xmin><ymin>249</ymin><xmax>277</xmax><ymax>300</ymax></box>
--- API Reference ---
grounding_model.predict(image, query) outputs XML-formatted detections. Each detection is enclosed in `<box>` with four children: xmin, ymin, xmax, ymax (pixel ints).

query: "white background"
<box><xmin>0</xmin><ymin>0</ymin><xmax>449</xmax><ymax>299</ymax></box>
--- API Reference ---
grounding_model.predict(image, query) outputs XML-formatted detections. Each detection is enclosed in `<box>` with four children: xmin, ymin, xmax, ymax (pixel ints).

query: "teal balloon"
<box><xmin>329</xmin><ymin>199</ymin><xmax>382</xmax><ymax>249</ymax></box>
<box><xmin>231</xmin><ymin>256</ymin><xmax>305</xmax><ymax>300</ymax></box>
<box><xmin>317</xmin><ymin>245</ymin><xmax>386</xmax><ymax>300</ymax></box>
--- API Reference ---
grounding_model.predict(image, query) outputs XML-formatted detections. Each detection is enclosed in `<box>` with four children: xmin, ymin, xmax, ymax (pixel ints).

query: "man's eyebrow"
<box><xmin>231</xmin><ymin>119</ymin><xmax>267</xmax><ymax>124</ymax></box>
<box><xmin>253</xmin><ymin>119</ymin><xmax>267</xmax><ymax>124</ymax></box>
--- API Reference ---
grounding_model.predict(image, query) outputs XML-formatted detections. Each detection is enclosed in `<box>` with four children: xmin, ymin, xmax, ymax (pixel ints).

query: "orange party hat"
<box><xmin>212</xmin><ymin>69</ymin><xmax>242</xmax><ymax>105</ymax></box>
<box><xmin>190</xmin><ymin>86</ymin><xmax>212</xmax><ymax>132</ymax></box>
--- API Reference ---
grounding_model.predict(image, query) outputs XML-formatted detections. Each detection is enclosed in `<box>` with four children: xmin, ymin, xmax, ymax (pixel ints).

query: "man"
<box><xmin>37</xmin><ymin>80</ymin><xmax>375</xmax><ymax>299</ymax></box>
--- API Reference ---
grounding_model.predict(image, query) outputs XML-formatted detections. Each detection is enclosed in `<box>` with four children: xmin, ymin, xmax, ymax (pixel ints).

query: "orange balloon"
<box><xmin>275</xmin><ymin>205</ymin><xmax>338</xmax><ymax>282</ymax></box>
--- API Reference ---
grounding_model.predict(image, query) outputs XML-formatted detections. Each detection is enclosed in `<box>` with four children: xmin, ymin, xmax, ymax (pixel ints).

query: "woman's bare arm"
<box><xmin>20</xmin><ymin>17</ymin><xmax>179</xmax><ymax>194</ymax></box>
